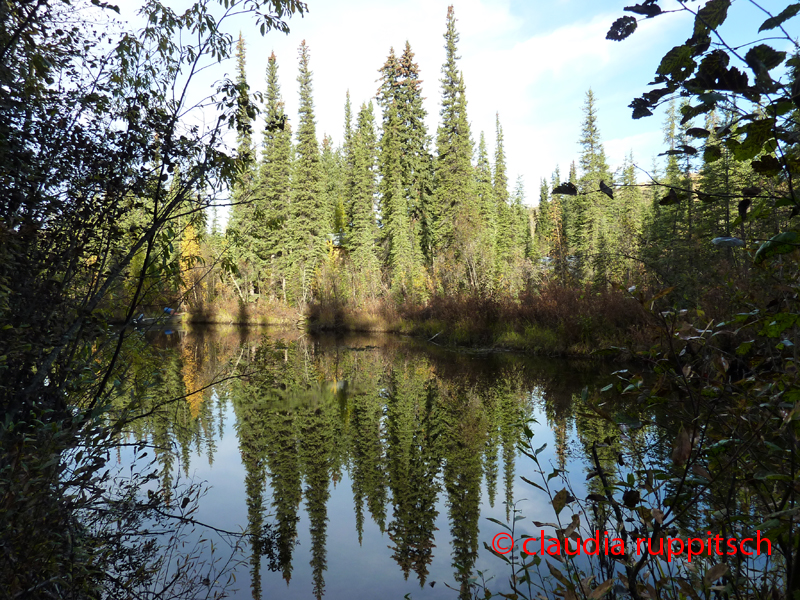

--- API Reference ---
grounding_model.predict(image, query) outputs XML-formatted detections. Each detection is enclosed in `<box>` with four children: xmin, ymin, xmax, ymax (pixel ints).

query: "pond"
<box><xmin>120</xmin><ymin>325</ymin><xmax>615</xmax><ymax>600</ymax></box>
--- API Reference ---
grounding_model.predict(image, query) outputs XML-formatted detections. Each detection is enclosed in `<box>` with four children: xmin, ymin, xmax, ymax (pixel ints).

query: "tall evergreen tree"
<box><xmin>288</xmin><ymin>41</ymin><xmax>324</xmax><ymax>303</ymax></box>
<box><xmin>534</xmin><ymin>177</ymin><xmax>553</xmax><ymax>259</ymax></box>
<box><xmin>493</xmin><ymin>114</ymin><xmax>511</xmax><ymax>263</ymax></box>
<box><xmin>547</xmin><ymin>166</ymin><xmax>570</xmax><ymax>282</ymax></box>
<box><xmin>493</xmin><ymin>113</ymin><xmax>508</xmax><ymax>206</ymax></box>
<box><xmin>228</xmin><ymin>32</ymin><xmax>259</xmax><ymax>297</ymax></box>
<box><xmin>613</xmin><ymin>151</ymin><xmax>645</xmax><ymax>282</ymax></box>
<box><xmin>349</xmin><ymin>102</ymin><xmax>381</xmax><ymax>298</ymax></box>
<box><xmin>574</xmin><ymin>89</ymin><xmax>612</xmax><ymax>282</ymax></box>
<box><xmin>473</xmin><ymin>132</ymin><xmax>497</xmax><ymax>288</ymax></box>
<box><xmin>255</xmin><ymin>51</ymin><xmax>292</xmax><ymax>301</ymax></box>
<box><xmin>338</xmin><ymin>91</ymin><xmax>356</xmax><ymax>240</ymax></box>
<box><xmin>397</xmin><ymin>42</ymin><xmax>433</xmax><ymax>270</ymax></box>
<box><xmin>234</xmin><ymin>32</ymin><xmax>256</xmax><ymax>169</ymax></box>
<box><xmin>476</xmin><ymin>132</ymin><xmax>496</xmax><ymax>231</ymax></box>
<box><xmin>432</xmin><ymin>6</ymin><xmax>475</xmax><ymax>263</ymax></box>
<box><xmin>377</xmin><ymin>43</ymin><xmax>431</xmax><ymax>289</ymax></box>
<box><xmin>320</xmin><ymin>134</ymin><xmax>342</xmax><ymax>243</ymax></box>
<box><xmin>512</xmin><ymin>177</ymin><xmax>534</xmax><ymax>260</ymax></box>
<box><xmin>380</xmin><ymin>102</ymin><xmax>416</xmax><ymax>297</ymax></box>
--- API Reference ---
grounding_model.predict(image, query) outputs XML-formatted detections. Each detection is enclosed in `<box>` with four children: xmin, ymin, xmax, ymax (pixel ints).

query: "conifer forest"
<box><xmin>3</xmin><ymin>0</ymin><xmax>800</xmax><ymax>598</ymax></box>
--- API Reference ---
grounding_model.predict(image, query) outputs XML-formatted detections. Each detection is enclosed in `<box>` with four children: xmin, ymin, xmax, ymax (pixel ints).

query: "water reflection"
<box><xmin>125</xmin><ymin>326</ymin><xmax>608</xmax><ymax>599</ymax></box>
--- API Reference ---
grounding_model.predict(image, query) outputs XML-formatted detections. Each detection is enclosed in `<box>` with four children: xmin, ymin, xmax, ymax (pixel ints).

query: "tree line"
<box><xmin>178</xmin><ymin>4</ymin><xmax>799</xmax><ymax>320</ymax></box>
<box><xmin>208</xmin><ymin>6</ymin><xmax>535</xmax><ymax>311</ymax></box>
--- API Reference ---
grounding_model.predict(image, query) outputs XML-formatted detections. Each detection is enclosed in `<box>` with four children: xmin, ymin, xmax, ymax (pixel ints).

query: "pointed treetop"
<box><xmin>377</xmin><ymin>47</ymin><xmax>400</xmax><ymax>107</ymax></box>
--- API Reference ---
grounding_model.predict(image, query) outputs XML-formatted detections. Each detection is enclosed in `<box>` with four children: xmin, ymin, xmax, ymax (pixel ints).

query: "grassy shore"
<box><xmin>305</xmin><ymin>284</ymin><xmax>651</xmax><ymax>357</ymax></box>
<box><xmin>183</xmin><ymin>297</ymin><xmax>303</xmax><ymax>326</ymax></box>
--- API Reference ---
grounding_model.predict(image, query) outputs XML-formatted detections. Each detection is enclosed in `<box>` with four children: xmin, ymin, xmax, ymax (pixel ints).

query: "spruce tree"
<box><xmin>432</xmin><ymin>6</ymin><xmax>475</xmax><ymax>262</ymax></box>
<box><xmin>377</xmin><ymin>43</ymin><xmax>431</xmax><ymax>276</ymax></box>
<box><xmin>255</xmin><ymin>51</ymin><xmax>292</xmax><ymax>301</ymax></box>
<box><xmin>397</xmin><ymin>42</ymin><xmax>433</xmax><ymax>270</ymax></box>
<box><xmin>234</xmin><ymin>32</ymin><xmax>256</xmax><ymax>169</ymax></box>
<box><xmin>380</xmin><ymin>102</ymin><xmax>416</xmax><ymax>297</ymax></box>
<box><xmin>493</xmin><ymin>113</ymin><xmax>509</xmax><ymax>206</ymax></box>
<box><xmin>320</xmin><ymin>134</ymin><xmax>342</xmax><ymax>244</ymax></box>
<box><xmin>621</xmin><ymin>151</ymin><xmax>645</xmax><ymax>280</ymax></box>
<box><xmin>288</xmin><ymin>40</ymin><xmax>324</xmax><ymax>303</ymax></box>
<box><xmin>349</xmin><ymin>102</ymin><xmax>381</xmax><ymax>298</ymax></box>
<box><xmin>493</xmin><ymin>114</ymin><xmax>511</xmax><ymax>262</ymax></box>
<box><xmin>475</xmin><ymin>132</ymin><xmax>497</xmax><ymax>243</ymax></box>
<box><xmin>339</xmin><ymin>91</ymin><xmax>356</xmax><ymax>241</ymax></box>
<box><xmin>575</xmin><ymin>89</ymin><xmax>612</xmax><ymax>283</ymax></box>
<box><xmin>474</xmin><ymin>132</ymin><xmax>497</xmax><ymax>287</ymax></box>
<box><xmin>535</xmin><ymin>177</ymin><xmax>552</xmax><ymax>259</ymax></box>
<box><xmin>548</xmin><ymin>167</ymin><xmax>570</xmax><ymax>282</ymax></box>
<box><xmin>512</xmin><ymin>177</ymin><xmax>534</xmax><ymax>261</ymax></box>
<box><xmin>228</xmin><ymin>32</ymin><xmax>259</xmax><ymax>297</ymax></box>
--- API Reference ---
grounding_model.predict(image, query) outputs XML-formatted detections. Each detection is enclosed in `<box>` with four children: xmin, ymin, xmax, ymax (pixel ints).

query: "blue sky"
<box><xmin>117</xmin><ymin>0</ymin><xmax>797</xmax><ymax>205</ymax></box>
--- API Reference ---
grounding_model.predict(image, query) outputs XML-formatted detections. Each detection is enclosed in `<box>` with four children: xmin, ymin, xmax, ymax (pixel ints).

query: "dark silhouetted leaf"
<box><xmin>690</xmin><ymin>49</ymin><xmax>749</xmax><ymax>92</ymax></box>
<box><xmin>751</xmin><ymin>155</ymin><xmax>782</xmax><ymax>176</ymax></box>
<box><xmin>547</xmin><ymin>561</ymin><xmax>571</xmax><ymax>587</ymax></box>
<box><xmin>738</xmin><ymin>199</ymin><xmax>751</xmax><ymax>220</ymax></box>
<box><xmin>681</xmin><ymin>102</ymin><xmax>715</xmax><ymax>125</ymax></box>
<box><xmin>704</xmin><ymin>144</ymin><xmax>722</xmax><ymax>162</ymax></box>
<box><xmin>758</xmin><ymin>3</ymin><xmax>800</xmax><ymax>32</ymax></box>
<box><xmin>658</xmin><ymin>45</ymin><xmax>695</xmax><ymax>80</ymax></box>
<box><xmin>737</xmin><ymin>120</ymin><xmax>776</xmax><ymax>160</ymax></box>
<box><xmin>694</xmin><ymin>0</ymin><xmax>730</xmax><ymax>35</ymax></box>
<box><xmin>745</xmin><ymin>44</ymin><xmax>787</xmax><ymax>74</ymax></box>
<box><xmin>742</xmin><ymin>186</ymin><xmax>761</xmax><ymax>197</ymax></box>
<box><xmin>659</xmin><ymin>188</ymin><xmax>679</xmax><ymax>206</ymax></box>
<box><xmin>553</xmin><ymin>182</ymin><xmax>578</xmax><ymax>196</ymax></box>
<box><xmin>625</xmin><ymin>3</ymin><xmax>661</xmax><ymax>17</ymax></box>
<box><xmin>607</xmin><ymin>16</ymin><xmax>638</xmax><ymax>41</ymax></box>
<box><xmin>686</xmin><ymin>32</ymin><xmax>712</xmax><ymax>57</ymax></box>
<box><xmin>521</xmin><ymin>476</ymin><xmax>545</xmax><ymax>491</ymax></box>
<box><xmin>686</xmin><ymin>127</ymin><xmax>710</xmax><ymax>138</ymax></box>
<box><xmin>643</xmin><ymin>86</ymin><xmax>675</xmax><ymax>105</ymax></box>
<box><xmin>629</xmin><ymin>98</ymin><xmax>654</xmax><ymax>119</ymax></box>
<box><xmin>622</xmin><ymin>489</ymin><xmax>640</xmax><ymax>508</ymax></box>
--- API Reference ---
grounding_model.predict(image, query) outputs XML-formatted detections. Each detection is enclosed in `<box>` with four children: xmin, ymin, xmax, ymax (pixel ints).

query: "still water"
<box><xmin>124</xmin><ymin>326</ymin><xmax>612</xmax><ymax>599</ymax></box>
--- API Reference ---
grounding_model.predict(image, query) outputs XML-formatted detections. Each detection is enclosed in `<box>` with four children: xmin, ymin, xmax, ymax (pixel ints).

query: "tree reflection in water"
<box><xmin>124</xmin><ymin>326</ymin><xmax>606</xmax><ymax>599</ymax></box>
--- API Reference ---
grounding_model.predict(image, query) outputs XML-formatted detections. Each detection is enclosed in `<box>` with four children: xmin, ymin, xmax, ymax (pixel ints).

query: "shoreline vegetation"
<box><xmin>172</xmin><ymin>284</ymin><xmax>652</xmax><ymax>358</ymax></box>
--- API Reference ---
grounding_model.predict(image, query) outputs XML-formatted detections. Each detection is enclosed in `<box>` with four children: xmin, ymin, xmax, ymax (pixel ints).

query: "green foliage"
<box><xmin>0</xmin><ymin>0</ymin><xmax>305</xmax><ymax>594</ymax></box>
<box><xmin>349</xmin><ymin>102</ymin><xmax>382</xmax><ymax>299</ymax></box>
<box><xmin>432</xmin><ymin>6</ymin><xmax>477</xmax><ymax>272</ymax></box>
<box><xmin>288</xmin><ymin>40</ymin><xmax>325</xmax><ymax>303</ymax></box>
<box><xmin>253</xmin><ymin>51</ymin><xmax>293</xmax><ymax>301</ymax></box>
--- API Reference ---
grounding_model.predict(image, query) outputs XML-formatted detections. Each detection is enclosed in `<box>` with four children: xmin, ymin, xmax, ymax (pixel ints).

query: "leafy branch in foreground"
<box><xmin>0</xmin><ymin>0</ymin><xmax>304</xmax><ymax>596</ymax></box>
